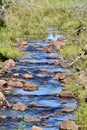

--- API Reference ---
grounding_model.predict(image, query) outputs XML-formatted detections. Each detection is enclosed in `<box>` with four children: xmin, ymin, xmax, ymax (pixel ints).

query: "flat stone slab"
<box><xmin>59</xmin><ymin>91</ymin><xmax>75</xmax><ymax>98</ymax></box>
<box><xmin>32</xmin><ymin>126</ymin><xmax>42</xmax><ymax>130</ymax></box>
<box><xmin>59</xmin><ymin>120</ymin><xmax>78</xmax><ymax>130</ymax></box>
<box><xmin>23</xmin><ymin>118</ymin><xmax>41</xmax><ymax>123</ymax></box>
<box><xmin>12</xmin><ymin>102</ymin><xmax>27</xmax><ymax>111</ymax></box>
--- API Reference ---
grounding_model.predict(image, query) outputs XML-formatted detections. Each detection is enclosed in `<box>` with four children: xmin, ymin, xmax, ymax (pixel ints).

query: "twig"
<box><xmin>69</xmin><ymin>45</ymin><xmax>87</xmax><ymax>67</ymax></box>
<box><xmin>64</xmin><ymin>26</ymin><xmax>83</xmax><ymax>41</ymax></box>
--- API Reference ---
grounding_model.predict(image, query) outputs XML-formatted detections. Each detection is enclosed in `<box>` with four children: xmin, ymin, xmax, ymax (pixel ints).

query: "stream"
<box><xmin>0</xmin><ymin>28</ymin><xmax>77</xmax><ymax>130</ymax></box>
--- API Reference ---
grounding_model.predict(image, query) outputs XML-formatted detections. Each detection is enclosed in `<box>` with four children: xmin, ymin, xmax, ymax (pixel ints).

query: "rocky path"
<box><xmin>0</xmin><ymin>29</ymin><xmax>77</xmax><ymax>130</ymax></box>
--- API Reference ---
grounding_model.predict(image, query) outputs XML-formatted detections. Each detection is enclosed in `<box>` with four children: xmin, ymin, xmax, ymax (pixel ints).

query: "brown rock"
<box><xmin>6</xmin><ymin>102</ymin><xmax>13</xmax><ymax>108</ymax></box>
<box><xmin>42</xmin><ymin>124</ymin><xmax>54</xmax><ymax>128</ymax></box>
<box><xmin>52</xmin><ymin>72</ymin><xmax>71</xmax><ymax>81</ymax></box>
<box><xmin>8</xmin><ymin>80</ymin><xmax>23</xmax><ymax>88</ymax></box>
<box><xmin>13</xmin><ymin>73</ymin><xmax>19</xmax><ymax>78</ymax></box>
<box><xmin>59</xmin><ymin>73</ymin><xmax>67</xmax><ymax>80</ymax></box>
<box><xmin>40</xmin><ymin>68</ymin><xmax>54</xmax><ymax>73</ymax></box>
<box><xmin>59</xmin><ymin>91</ymin><xmax>75</xmax><ymax>98</ymax></box>
<box><xmin>3</xmin><ymin>59</ymin><xmax>15</xmax><ymax>70</ymax></box>
<box><xmin>54</xmin><ymin>111</ymin><xmax>63</xmax><ymax>116</ymax></box>
<box><xmin>57</xmin><ymin>37</ymin><xmax>67</xmax><ymax>48</ymax></box>
<box><xmin>3</xmin><ymin>86</ymin><xmax>13</xmax><ymax>93</ymax></box>
<box><xmin>61</xmin><ymin>78</ymin><xmax>71</xmax><ymax>84</ymax></box>
<box><xmin>22</xmin><ymin>74</ymin><xmax>33</xmax><ymax>79</ymax></box>
<box><xmin>12</xmin><ymin>102</ymin><xmax>27</xmax><ymax>111</ymax></box>
<box><xmin>24</xmin><ymin>82</ymin><xmax>39</xmax><ymax>88</ymax></box>
<box><xmin>53</xmin><ymin>60</ymin><xmax>60</xmax><ymax>66</ymax></box>
<box><xmin>0</xmin><ymin>80</ymin><xmax>7</xmax><ymax>87</ymax></box>
<box><xmin>0</xmin><ymin>92</ymin><xmax>6</xmax><ymax>102</ymax></box>
<box><xmin>44</xmin><ymin>46</ymin><xmax>51</xmax><ymax>53</ymax></box>
<box><xmin>60</xmin><ymin>100</ymin><xmax>67</xmax><ymax>104</ymax></box>
<box><xmin>60</xmin><ymin>62</ymin><xmax>69</xmax><ymax>68</ymax></box>
<box><xmin>39</xmin><ymin>115</ymin><xmax>50</xmax><ymax>120</ymax></box>
<box><xmin>52</xmin><ymin>73</ymin><xmax>60</xmax><ymax>80</ymax></box>
<box><xmin>52</xmin><ymin>41</ymin><xmax>61</xmax><ymax>52</ymax></box>
<box><xmin>23</xmin><ymin>82</ymin><xmax>39</xmax><ymax>91</ymax></box>
<box><xmin>29</xmin><ymin>102</ymin><xmax>37</xmax><ymax>106</ymax></box>
<box><xmin>19</xmin><ymin>59</ymin><xmax>28</xmax><ymax>63</ymax></box>
<box><xmin>59</xmin><ymin>120</ymin><xmax>78</xmax><ymax>130</ymax></box>
<box><xmin>32</xmin><ymin>126</ymin><xmax>42</xmax><ymax>130</ymax></box>
<box><xmin>24</xmin><ymin>87</ymin><xmax>38</xmax><ymax>91</ymax></box>
<box><xmin>0</xmin><ymin>115</ymin><xmax>7</xmax><ymax>119</ymax></box>
<box><xmin>50</xmin><ymin>93</ymin><xmax>59</xmax><ymax>97</ymax></box>
<box><xmin>23</xmin><ymin>118</ymin><xmax>41</xmax><ymax>123</ymax></box>
<box><xmin>47</xmin><ymin>56</ymin><xmax>58</xmax><ymax>59</ymax></box>
<box><xmin>61</xmin><ymin>107</ymin><xmax>75</xmax><ymax>113</ymax></box>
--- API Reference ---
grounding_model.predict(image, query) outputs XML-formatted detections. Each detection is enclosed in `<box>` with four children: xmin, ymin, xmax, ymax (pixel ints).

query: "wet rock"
<box><xmin>57</xmin><ymin>37</ymin><xmax>67</xmax><ymax>48</ymax></box>
<box><xmin>3</xmin><ymin>86</ymin><xmax>13</xmax><ymax>93</ymax></box>
<box><xmin>52</xmin><ymin>73</ymin><xmax>60</xmax><ymax>80</ymax></box>
<box><xmin>44</xmin><ymin>46</ymin><xmax>51</xmax><ymax>53</ymax></box>
<box><xmin>19</xmin><ymin>59</ymin><xmax>28</xmax><ymax>63</ymax></box>
<box><xmin>8</xmin><ymin>80</ymin><xmax>23</xmax><ymax>88</ymax></box>
<box><xmin>12</xmin><ymin>102</ymin><xmax>27</xmax><ymax>111</ymax></box>
<box><xmin>59</xmin><ymin>91</ymin><xmax>75</xmax><ymax>98</ymax></box>
<box><xmin>53</xmin><ymin>60</ymin><xmax>60</xmax><ymax>66</ymax></box>
<box><xmin>24</xmin><ymin>81</ymin><xmax>39</xmax><ymax>88</ymax></box>
<box><xmin>54</xmin><ymin>111</ymin><xmax>63</xmax><ymax>116</ymax></box>
<box><xmin>0</xmin><ymin>115</ymin><xmax>7</xmax><ymax>119</ymax></box>
<box><xmin>59</xmin><ymin>120</ymin><xmax>78</xmax><ymax>130</ymax></box>
<box><xmin>52</xmin><ymin>72</ymin><xmax>71</xmax><ymax>81</ymax></box>
<box><xmin>60</xmin><ymin>62</ymin><xmax>69</xmax><ymax>68</ymax></box>
<box><xmin>13</xmin><ymin>73</ymin><xmax>19</xmax><ymax>78</ymax></box>
<box><xmin>52</xmin><ymin>41</ymin><xmax>61</xmax><ymax>53</ymax></box>
<box><xmin>0</xmin><ymin>92</ymin><xmax>6</xmax><ymax>102</ymax></box>
<box><xmin>23</xmin><ymin>82</ymin><xmax>39</xmax><ymax>91</ymax></box>
<box><xmin>6</xmin><ymin>102</ymin><xmax>13</xmax><ymax>108</ymax></box>
<box><xmin>61</xmin><ymin>78</ymin><xmax>71</xmax><ymax>84</ymax></box>
<box><xmin>22</xmin><ymin>74</ymin><xmax>33</xmax><ymax>79</ymax></box>
<box><xmin>24</xmin><ymin>87</ymin><xmax>38</xmax><ymax>91</ymax></box>
<box><xmin>60</xmin><ymin>100</ymin><xmax>67</xmax><ymax>104</ymax></box>
<box><xmin>32</xmin><ymin>126</ymin><xmax>42</xmax><ymax>130</ymax></box>
<box><xmin>42</xmin><ymin>124</ymin><xmax>54</xmax><ymax>128</ymax></box>
<box><xmin>0</xmin><ymin>79</ymin><xmax>7</xmax><ymax>87</ymax></box>
<box><xmin>29</xmin><ymin>102</ymin><xmax>37</xmax><ymax>106</ymax></box>
<box><xmin>52</xmin><ymin>73</ymin><xmax>66</xmax><ymax>81</ymax></box>
<box><xmin>40</xmin><ymin>68</ymin><xmax>54</xmax><ymax>73</ymax></box>
<box><xmin>3</xmin><ymin>59</ymin><xmax>15</xmax><ymax>70</ymax></box>
<box><xmin>39</xmin><ymin>115</ymin><xmax>50</xmax><ymax>120</ymax></box>
<box><xmin>61</xmin><ymin>107</ymin><xmax>75</xmax><ymax>113</ymax></box>
<box><xmin>47</xmin><ymin>56</ymin><xmax>58</xmax><ymax>59</ymax></box>
<box><xmin>23</xmin><ymin>118</ymin><xmax>41</xmax><ymax>123</ymax></box>
<box><xmin>24</xmin><ymin>82</ymin><xmax>38</xmax><ymax>87</ymax></box>
<box><xmin>50</xmin><ymin>93</ymin><xmax>59</xmax><ymax>97</ymax></box>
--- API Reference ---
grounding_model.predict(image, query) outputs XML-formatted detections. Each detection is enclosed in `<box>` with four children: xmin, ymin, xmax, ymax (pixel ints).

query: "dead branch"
<box><xmin>69</xmin><ymin>45</ymin><xmax>87</xmax><ymax>67</ymax></box>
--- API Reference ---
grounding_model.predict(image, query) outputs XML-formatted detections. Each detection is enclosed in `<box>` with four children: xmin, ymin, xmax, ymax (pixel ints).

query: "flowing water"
<box><xmin>0</xmin><ymin>28</ymin><xmax>77</xmax><ymax>130</ymax></box>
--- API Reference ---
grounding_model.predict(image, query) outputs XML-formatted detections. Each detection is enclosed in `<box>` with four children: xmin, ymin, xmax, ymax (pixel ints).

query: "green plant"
<box><xmin>16</xmin><ymin>112</ymin><xmax>26</xmax><ymax>130</ymax></box>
